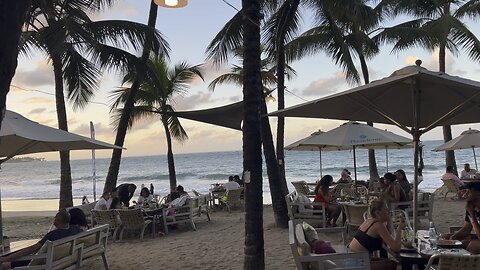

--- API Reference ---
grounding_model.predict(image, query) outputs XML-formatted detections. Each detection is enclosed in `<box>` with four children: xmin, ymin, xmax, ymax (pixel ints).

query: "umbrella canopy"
<box><xmin>0</xmin><ymin>110</ymin><xmax>123</xmax><ymax>163</ymax></box>
<box><xmin>285</xmin><ymin>122</ymin><xmax>411</xmax><ymax>180</ymax></box>
<box><xmin>433</xmin><ymin>128</ymin><xmax>480</xmax><ymax>170</ymax></box>
<box><xmin>269</xmin><ymin>61</ymin><xmax>480</xmax><ymax>232</ymax></box>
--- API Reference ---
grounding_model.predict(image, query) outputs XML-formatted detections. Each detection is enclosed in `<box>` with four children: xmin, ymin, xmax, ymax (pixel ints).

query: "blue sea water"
<box><xmin>0</xmin><ymin>140</ymin><xmax>477</xmax><ymax>203</ymax></box>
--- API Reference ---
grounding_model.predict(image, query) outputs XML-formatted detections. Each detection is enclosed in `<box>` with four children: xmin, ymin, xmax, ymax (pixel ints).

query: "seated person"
<box><xmin>450</xmin><ymin>182</ymin><xmax>480</xmax><ymax>254</ymax></box>
<box><xmin>233</xmin><ymin>175</ymin><xmax>244</xmax><ymax>186</ymax></box>
<box><xmin>337</xmin><ymin>168</ymin><xmax>353</xmax><ymax>184</ymax></box>
<box><xmin>442</xmin><ymin>165</ymin><xmax>464</xmax><ymax>187</ymax></box>
<box><xmin>223</xmin><ymin>176</ymin><xmax>240</xmax><ymax>191</ymax></box>
<box><xmin>313</xmin><ymin>175</ymin><xmax>341</xmax><ymax>227</ymax></box>
<box><xmin>380</xmin><ymin>173</ymin><xmax>407</xmax><ymax>204</ymax></box>
<box><xmin>94</xmin><ymin>191</ymin><xmax>111</xmax><ymax>210</ymax></box>
<box><xmin>109</xmin><ymin>187</ymin><xmax>121</xmax><ymax>209</ymax></box>
<box><xmin>349</xmin><ymin>200</ymin><xmax>405</xmax><ymax>269</ymax></box>
<box><xmin>395</xmin><ymin>169</ymin><xmax>411</xmax><ymax>200</ymax></box>
<box><xmin>68</xmin><ymin>208</ymin><xmax>88</xmax><ymax>231</ymax></box>
<box><xmin>137</xmin><ymin>187</ymin><xmax>154</xmax><ymax>206</ymax></box>
<box><xmin>116</xmin><ymin>183</ymin><xmax>137</xmax><ymax>207</ymax></box>
<box><xmin>176</xmin><ymin>185</ymin><xmax>188</xmax><ymax>197</ymax></box>
<box><xmin>0</xmin><ymin>211</ymin><xmax>80</xmax><ymax>269</ymax></box>
<box><xmin>461</xmin><ymin>163</ymin><xmax>477</xmax><ymax>179</ymax></box>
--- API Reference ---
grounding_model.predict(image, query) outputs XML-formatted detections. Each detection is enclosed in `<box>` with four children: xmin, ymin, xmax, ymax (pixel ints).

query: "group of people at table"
<box><xmin>306</xmin><ymin>167</ymin><xmax>480</xmax><ymax>269</ymax></box>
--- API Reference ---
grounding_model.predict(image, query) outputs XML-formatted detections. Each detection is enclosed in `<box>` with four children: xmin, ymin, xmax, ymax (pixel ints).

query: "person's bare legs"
<box><xmin>467</xmin><ymin>240</ymin><xmax>480</xmax><ymax>254</ymax></box>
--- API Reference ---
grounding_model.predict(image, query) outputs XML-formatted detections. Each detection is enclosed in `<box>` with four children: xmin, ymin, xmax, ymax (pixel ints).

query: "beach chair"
<box><xmin>91</xmin><ymin>209</ymin><xmax>121</xmax><ymax>242</ymax></box>
<box><xmin>162</xmin><ymin>199</ymin><xmax>196</xmax><ymax>234</ymax></box>
<box><xmin>117</xmin><ymin>208</ymin><xmax>152</xmax><ymax>240</ymax></box>
<box><xmin>291</xmin><ymin>181</ymin><xmax>315</xmax><ymax>196</ymax></box>
<box><xmin>221</xmin><ymin>188</ymin><xmax>244</xmax><ymax>213</ymax></box>
<box><xmin>425</xmin><ymin>253</ymin><xmax>480</xmax><ymax>270</ymax></box>
<box><xmin>191</xmin><ymin>195</ymin><xmax>211</xmax><ymax>221</ymax></box>
<box><xmin>286</xmin><ymin>191</ymin><xmax>327</xmax><ymax>228</ymax></box>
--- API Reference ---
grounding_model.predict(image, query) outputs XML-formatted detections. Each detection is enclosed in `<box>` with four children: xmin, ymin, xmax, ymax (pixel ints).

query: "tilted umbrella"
<box><xmin>269</xmin><ymin>61</ymin><xmax>480</xmax><ymax>232</ymax></box>
<box><xmin>433</xmin><ymin>128</ymin><xmax>480</xmax><ymax>170</ymax></box>
<box><xmin>285</xmin><ymin>122</ymin><xmax>411</xmax><ymax>183</ymax></box>
<box><xmin>0</xmin><ymin>110</ymin><xmax>123</xmax><ymax>248</ymax></box>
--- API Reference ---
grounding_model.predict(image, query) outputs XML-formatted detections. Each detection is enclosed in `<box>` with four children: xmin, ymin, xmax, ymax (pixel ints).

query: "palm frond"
<box><xmin>455</xmin><ymin>0</ymin><xmax>480</xmax><ymax>19</ymax></box>
<box><xmin>87</xmin><ymin>43</ymin><xmax>143</xmax><ymax>74</ymax></box>
<box><xmin>164</xmin><ymin>105</ymin><xmax>188</xmax><ymax>142</ymax></box>
<box><xmin>449</xmin><ymin>18</ymin><xmax>480</xmax><ymax>62</ymax></box>
<box><xmin>208</xmin><ymin>73</ymin><xmax>243</xmax><ymax>91</ymax></box>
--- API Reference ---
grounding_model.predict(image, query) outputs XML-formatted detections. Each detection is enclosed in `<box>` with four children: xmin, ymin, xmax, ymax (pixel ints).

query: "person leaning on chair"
<box><xmin>116</xmin><ymin>183</ymin><xmax>137</xmax><ymax>207</ymax></box>
<box><xmin>450</xmin><ymin>182</ymin><xmax>480</xmax><ymax>254</ymax></box>
<box><xmin>0</xmin><ymin>211</ymin><xmax>80</xmax><ymax>269</ymax></box>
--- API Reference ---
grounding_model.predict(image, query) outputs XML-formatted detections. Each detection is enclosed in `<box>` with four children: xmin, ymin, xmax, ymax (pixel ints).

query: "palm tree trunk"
<box><xmin>242</xmin><ymin>0</ymin><xmax>264</xmax><ymax>268</ymax></box>
<box><xmin>439</xmin><ymin>44</ymin><xmax>457</xmax><ymax>174</ymax></box>
<box><xmin>0</xmin><ymin>0</ymin><xmax>31</xmax><ymax>126</ymax></box>
<box><xmin>104</xmin><ymin>1</ymin><xmax>158</xmax><ymax>193</ymax></box>
<box><xmin>359</xmin><ymin>55</ymin><xmax>379</xmax><ymax>179</ymax></box>
<box><xmin>52</xmin><ymin>53</ymin><xmax>73</xmax><ymax>209</ymax></box>
<box><xmin>163</xmin><ymin>119</ymin><xmax>177</xmax><ymax>192</ymax></box>
<box><xmin>260</xmin><ymin>101</ymin><xmax>289</xmax><ymax>228</ymax></box>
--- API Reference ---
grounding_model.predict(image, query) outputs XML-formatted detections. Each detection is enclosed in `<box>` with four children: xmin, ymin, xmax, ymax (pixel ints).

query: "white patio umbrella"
<box><xmin>285</xmin><ymin>122</ymin><xmax>411</xmax><ymax>182</ymax></box>
<box><xmin>0</xmin><ymin>110</ymin><xmax>123</xmax><ymax>249</ymax></box>
<box><xmin>433</xmin><ymin>128</ymin><xmax>480</xmax><ymax>170</ymax></box>
<box><xmin>269</xmin><ymin>60</ymin><xmax>480</xmax><ymax>232</ymax></box>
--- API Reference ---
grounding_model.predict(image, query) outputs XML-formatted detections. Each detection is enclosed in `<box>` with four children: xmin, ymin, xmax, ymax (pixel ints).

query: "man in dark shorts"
<box><xmin>116</xmin><ymin>183</ymin><xmax>137</xmax><ymax>207</ymax></box>
<box><xmin>451</xmin><ymin>182</ymin><xmax>480</xmax><ymax>253</ymax></box>
<box><xmin>0</xmin><ymin>210</ymin><xmax>80</xmax><ymax>269</ymax></box>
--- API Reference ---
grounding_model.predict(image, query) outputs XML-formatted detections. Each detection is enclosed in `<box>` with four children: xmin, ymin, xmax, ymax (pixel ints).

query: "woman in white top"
<box><xmin>137</xmin><ymin>187</ymin><xmax>154</xmax><ymax>206</ymax></box>
<box><xmin>94</xmin><ymin>191</ymin><xmax>111</xmax><ymax>210</ymax></box>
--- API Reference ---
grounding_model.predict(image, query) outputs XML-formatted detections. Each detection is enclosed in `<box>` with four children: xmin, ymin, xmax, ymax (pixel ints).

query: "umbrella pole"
<box><xmin>473</xmin><ymin>147</ymin><xmax>478</xmax><ymax>171</ymax></box>
<box><xmin>386</xmin><ymin>147</ymin><xmax>389</xmax><ymax>172</ymax></box>
<box><xmin>319</xmin><ymin>148</ymin><xmax>323</xmax><ymax>179</ymax></box>
<box><xmin>353</xmin><ymin>145</ymin><xmax>357</xmax><ymax>185</ymax></box>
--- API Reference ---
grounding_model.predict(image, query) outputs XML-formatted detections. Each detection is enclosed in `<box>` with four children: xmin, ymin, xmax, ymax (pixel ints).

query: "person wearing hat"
<box><xmin>461</xmin><ymin>163</ymin><xmax>477</xmax><ymax>179</ymax></box>
<box><xmin>451</xmin><ymin>182</ymin><xmax>480</xmax><ymax>254</ymax></box>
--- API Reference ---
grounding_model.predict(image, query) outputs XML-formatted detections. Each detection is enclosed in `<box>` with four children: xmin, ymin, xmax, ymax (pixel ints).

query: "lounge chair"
<box><xmin>291</xmin><ymin>181</ymin><xmax>315</xmax><ymax>196</ymax></box>
<box><xmin>117</xmin><ymin>209</ymin><xmax>152</xmax><ymax>240</ymax></box>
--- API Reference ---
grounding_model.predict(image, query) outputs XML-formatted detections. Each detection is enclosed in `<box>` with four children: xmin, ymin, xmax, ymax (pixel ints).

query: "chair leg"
<box><xmin>101</xmin><ymin>253</ymin><xmax>110</xmax><ymax>270</ymax></box>
<box><xmin>119</xmin><ymin>227</ymin><xmax>125</xmax><ymax>241</ymax></box>
<box><xmin>191</xmin><ymin>220</ymin><xmax>197</xmax><ymax>231</ymax></box>
<box><xmin>163</xmin><ymin>218</ymin><xmax>169</xmax><ymax>235</ymax></box>
<box><xmin>140</xmin><ymin>225</ymin><xmax>147</xmax><ymax>239</ymax></box>
<box><xmin>205</xmin><ymin>210</ymin><xmax>211</xmax><ymax>221</ymax></box>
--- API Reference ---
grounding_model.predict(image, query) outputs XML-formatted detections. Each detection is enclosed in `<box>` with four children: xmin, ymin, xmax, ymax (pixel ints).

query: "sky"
<box><xmin>6</xmin><ymin>0</ymin><xmax>480</xmax><ymax>160</ymax></box>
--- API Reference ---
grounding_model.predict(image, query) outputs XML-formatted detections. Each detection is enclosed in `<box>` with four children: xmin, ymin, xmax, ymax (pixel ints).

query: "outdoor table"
<box><xmin>142</xmin><ymin>206</ymin><xmax>164</xmax><ymax>236</ymax></box>
<box><xmin>391</xmin><ymin>230</ymin><xmax>469</xmax><ymax>270</ymax></box>
<box><xmin>209</xmin><ymin>185</ymin><xmax>226</xmax><ymax>209</ymax></box>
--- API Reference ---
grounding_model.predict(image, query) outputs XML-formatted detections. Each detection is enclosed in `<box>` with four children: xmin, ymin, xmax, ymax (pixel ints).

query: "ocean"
<box><xmin>0</xmin><ymin>140</ymin><xmax>476</xmax><ymax>203</ymax></box>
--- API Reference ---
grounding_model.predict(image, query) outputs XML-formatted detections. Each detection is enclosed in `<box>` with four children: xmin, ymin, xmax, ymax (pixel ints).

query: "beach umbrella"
<box><xmin>0</xmin><ymin>110</ymin><xmax>123</xmax><ymax>249</ymax></box>
<box><xmin>269</xmin><ymin>60</ymin><xmax>480</xmax><ymax>232</ymax></box>
<box><xmin>433</xmin><ymin>128</ymin><xmax>480</xmax><ymax>170</ymax></box>
<box><xmin>286</xmin><ymin>122</ymin><xmax>411</xmax><ymax>182</ymax></box>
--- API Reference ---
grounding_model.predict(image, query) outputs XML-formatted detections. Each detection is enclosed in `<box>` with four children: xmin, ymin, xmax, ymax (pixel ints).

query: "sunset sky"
<box><xmin>7</xmin><ymin>0</ymin><xmax>480</xmax><ymax>160</ymax></box>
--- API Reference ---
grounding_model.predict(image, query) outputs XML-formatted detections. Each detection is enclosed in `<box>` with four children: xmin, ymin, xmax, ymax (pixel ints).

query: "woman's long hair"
<box><xmin>314</xmin><ymin>175</ymin><xmax>333</xmax><ymax>195</ymax></box>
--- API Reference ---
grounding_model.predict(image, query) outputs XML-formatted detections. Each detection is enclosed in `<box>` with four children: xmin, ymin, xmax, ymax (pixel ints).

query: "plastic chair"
<box><xmin>91</xmin><ymin>209</ymin><xmax>121</xmax><ymax>242</ymax></box>
<box><xmin>117</xmin><ymin>209</ymin><xmax>152</xmax><ymax>240</ymax></box>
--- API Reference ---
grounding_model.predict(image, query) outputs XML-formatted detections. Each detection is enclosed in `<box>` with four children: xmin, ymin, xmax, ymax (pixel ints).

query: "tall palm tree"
<box><xmin>22</xmin><ymin>0</ymin><xmax>167</xmax><ymax>208</ymax></box>
<box><xmin>206</xmin><ymin>2</ymin><xmax>290</xmax><ymax>228</ymax></box>
<box><xmin>103</xmin><ymin>0</ymin><xmax>171</xmax><ymax>194</ymax></box>
<box><xmin>111</xmin><ymin>56</ymin><xmax>203</xmax><ymax>191</ymax></box>
<box><xmin>377</xmin><ymin>0</ymin><xmax>480</xmax><ymax>173</ymax></box>
<box><xmin>209</xmin><ymin>48</ymin><xmax>294</xmax><ymax>227</ymax></box>
<box><xmin>242</xmin><ymin>0</ymin><xmax>265</xmax><ymax>267</ymax></box>
<box><xmin>285</xmin><ymin>0</ymin><xmax>383</xmax><ymax>179</ymax></box>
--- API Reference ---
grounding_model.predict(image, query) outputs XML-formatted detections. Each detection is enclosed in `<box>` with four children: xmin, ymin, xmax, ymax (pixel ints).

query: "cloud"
<box><xmin>24</xmin><ymin>97</ymin><xmax>54</xmax><ymax>104</ymax></box>
<box><xmin>28</xmin><ymin>108</ymin><xmax>47</xmax><ymax>114</ymax></box>
<box><xmin>72</xmin><ymin>122</ymin><xmax>114</xmax><ymax>136</ymax></box>
<box><xmin>174</xmin><ymin>92</ymin><xmax>213</xmax><ymax>110</ymax></box>
<box><xmin>301</xmin><ymin>72</ymin><xmax>345</xmax><ymax>97</ymax></box>
<box><xmin>12</xmin><ymin>61</ymin><xmax>53</xmax><ymax>88</ymax></box>
<box><xmin>405</xmin><ymin>49</ymin><xmax>465</xmax><ymax>74</ymax></box>
<box><xmin>89</xmin><ymin>2</ymin><xmax>140</xmax><ymax>20</ymax></box>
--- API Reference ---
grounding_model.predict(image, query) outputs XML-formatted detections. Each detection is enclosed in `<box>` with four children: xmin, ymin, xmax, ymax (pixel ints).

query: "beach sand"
<box><xmin>2</xmin><ymin>193</ymin><xmax>468</xmax><ymax>269</ymax></box>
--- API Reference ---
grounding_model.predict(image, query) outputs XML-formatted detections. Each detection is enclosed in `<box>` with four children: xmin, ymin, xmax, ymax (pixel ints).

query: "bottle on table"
<box><xmin>428</xmin><ymin>221</ymin><xmax>438</xmax><ymax>249</ymax></box>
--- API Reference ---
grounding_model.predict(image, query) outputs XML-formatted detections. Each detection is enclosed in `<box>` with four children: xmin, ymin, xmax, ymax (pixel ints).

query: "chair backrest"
<box><xmin>332</xmin><ymin>184</ymin><xmax>354</xmax><ymax>197</ymax></box>
<box><xmin>444</xmin><ymin>179</ymin><xmax>460</xmax><ymax>192</ymax></box>
<box><xmin>91</xmin><ymin>209</ymin><xmax>120</xmax><ymax>230</ymax></box>
<box><xmin>342</xmin><ymin>204</ymin><xmax>369</xmax><ymax>227</ymax></box>
<box><xmin>389</xmin><ymin>209</ymin><xmax>413</xmax><ymax>233</ymax></box>
<box><xmin>291</xmin><ymin>181</ymin><xmax>312</xmax><ymax>195</ymax></box>
<box><xmin>286</xmin><ymin>191</ymin><xmax>298</xmax><ymax>219</ymax></box>
<box><xmin>356</xmin><ymin>186</ymin><xmax>368</xmax><ymax>196</ymax></box>
<box><xmin>426</xmin><ymin>253</ymin><xmax>480</xmax><ymax>270</ymax></box>
<box><xmin>226</xmin><ymin>188</ymin><xmax>243</xmax><ymax>205</ymax></box>
<box><xmin>117</xmin><ymin>209</ymin><xmax>145</xmax><ymax>229</ymax></box>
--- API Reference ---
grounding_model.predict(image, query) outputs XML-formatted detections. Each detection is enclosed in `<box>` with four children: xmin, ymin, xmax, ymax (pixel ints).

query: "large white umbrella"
<box><xmin>286</xmin><ymin>122</ymin><xmax>411</xmax><ymax>181</ymax></box>
<box><xmin>0</xmin><ymin>110</ymin><xmax>123</xmax><ymax>249</ymax></box>
<box><xmin>433</xmin><ymin>128</ymin><xmax>480</xmax><ymax>170</ymax></box>
<box><xmin>270</xmin><ymin>61</ymin><xmax>480</xmax><ymax>232</ymax></box>
<box><xmin>0</xmin><ymin>110</ymin><xmax>122</xmax><ymax>162</ymax></box>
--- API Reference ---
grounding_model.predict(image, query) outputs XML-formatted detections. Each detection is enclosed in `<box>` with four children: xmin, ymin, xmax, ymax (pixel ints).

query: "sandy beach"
<box><xmin>2</xmin><ymin>192</ymin><xmax>468</xmax><ymax>269</ymax></box>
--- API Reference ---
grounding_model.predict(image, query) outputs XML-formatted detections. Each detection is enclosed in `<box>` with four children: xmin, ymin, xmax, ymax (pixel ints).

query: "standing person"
<box><xmin>94</xmin><ymin>191</ymin><xmax>111</xmax><ymax>210</ymax></box>
<box><xmin>313</xmin><ymin>175</ymin><xmax>341</xmax><ymax>227</ymax></box>
<box><xmin>461</xmin><ymin>163</ymin><xmax>477</xmax><ymax>179</ymax></box>
<box><xmin>116</xmin><ymin>183</ymin><xmax>137</xmax><ymax>207</ymax></box>
<box><xmin>349</xmin><ymin>200</ymin><xmax>404</xmax><ymax>269</ymax></box>
<box><xmin>0</xmin><ymin>211</ymin><xmax>80</xmax><ymax>269</ymax></box>
<box><xmin>380</xmin><ymin>173</ymin><xmax>407</xmax><ymax>204</ymax></box>
<box><xmin>395</xmin><ymin>169</ymin><xmax>411</xmax><ymax>200</ymax></box>
<box><xmin>450</xmin><ymin>182</ymin><xmax>480</xmax><ymax>253</ymax></box>
<box><xmin>337</xmin><ymin>169</ymin><xmax>353</xmax><ymax>184</ymax></box>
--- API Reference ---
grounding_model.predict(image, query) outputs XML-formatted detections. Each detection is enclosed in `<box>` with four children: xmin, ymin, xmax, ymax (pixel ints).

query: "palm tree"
<box><xmin>209</xmin><ymin>48</ymin><xmax>294</xmax><ymax>227</ymax></box>
<box><xmin>103</xmin><ymin>0</ymin><xmax>172</xmax><ymax>194</ymax></box>
<box><xmin>377</xmin><ymin>0</ymin><xmax>480</xmax><ymax>173</ymax></box>
<box><xmin>285</xmin><ymin>0</ymin><xmax>383</xmax><ymax>179</ymax></box>
<box><xmin>111</xmin><ymin>56</ymin><xmax>203</xmax><ymax>191</ymax></box>
<box><xmin>0</xmin><ymin>0</ymin><xmax>32</xmax><ymax>127</ymax></box>
<box><xmin>242</xmin><ymin>0</ymin><xmax>265</xmax><ymax>267</ymax></box>
<box><xmin>22</xmin><ymin>0</ymin><xmax>167</xmax><ymax>209</ymax></box>
<box><xmin>206</xmin><ymin>2</ymin><xmax>291</xmax><ymax>228</ymax></box>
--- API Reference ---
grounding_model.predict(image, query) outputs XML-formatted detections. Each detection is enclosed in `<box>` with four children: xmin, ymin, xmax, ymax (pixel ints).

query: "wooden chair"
<box><xmin>191</xmin><ymin>195</ymin><xmax>211</xmax><ymax>221</ymax></box>
<box><xmin>285</xmin><ymin>191</ymin><xmax>327</xmax><ymax>228</ymax></box>
<box><xmin>425</xmin><ymin>253</ymin><xmax>480</xmax><ymax>270</ymax></box>
<box><xmin>162</xmin><ymin>199</ymin><xmax>196</xmax><ymax>234</ymax></box>
<box><xmin>291</xmin><ymin>181</ymin><xmax>315</xmax><ymax>196</ymax></box>
<box><xmin>117</xmin><ymin>209</ymin><xmax>152</xmax><ymax>240</ymax></box>
<box><xmin>221</xmin><ymin>188</ymin><xmax>244</xmax><ymax>213</ymax></box>
<box><xmin>91</xmin><ymin>210</ymin><xmax>121</xmax><ymax>242</ymax></box>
